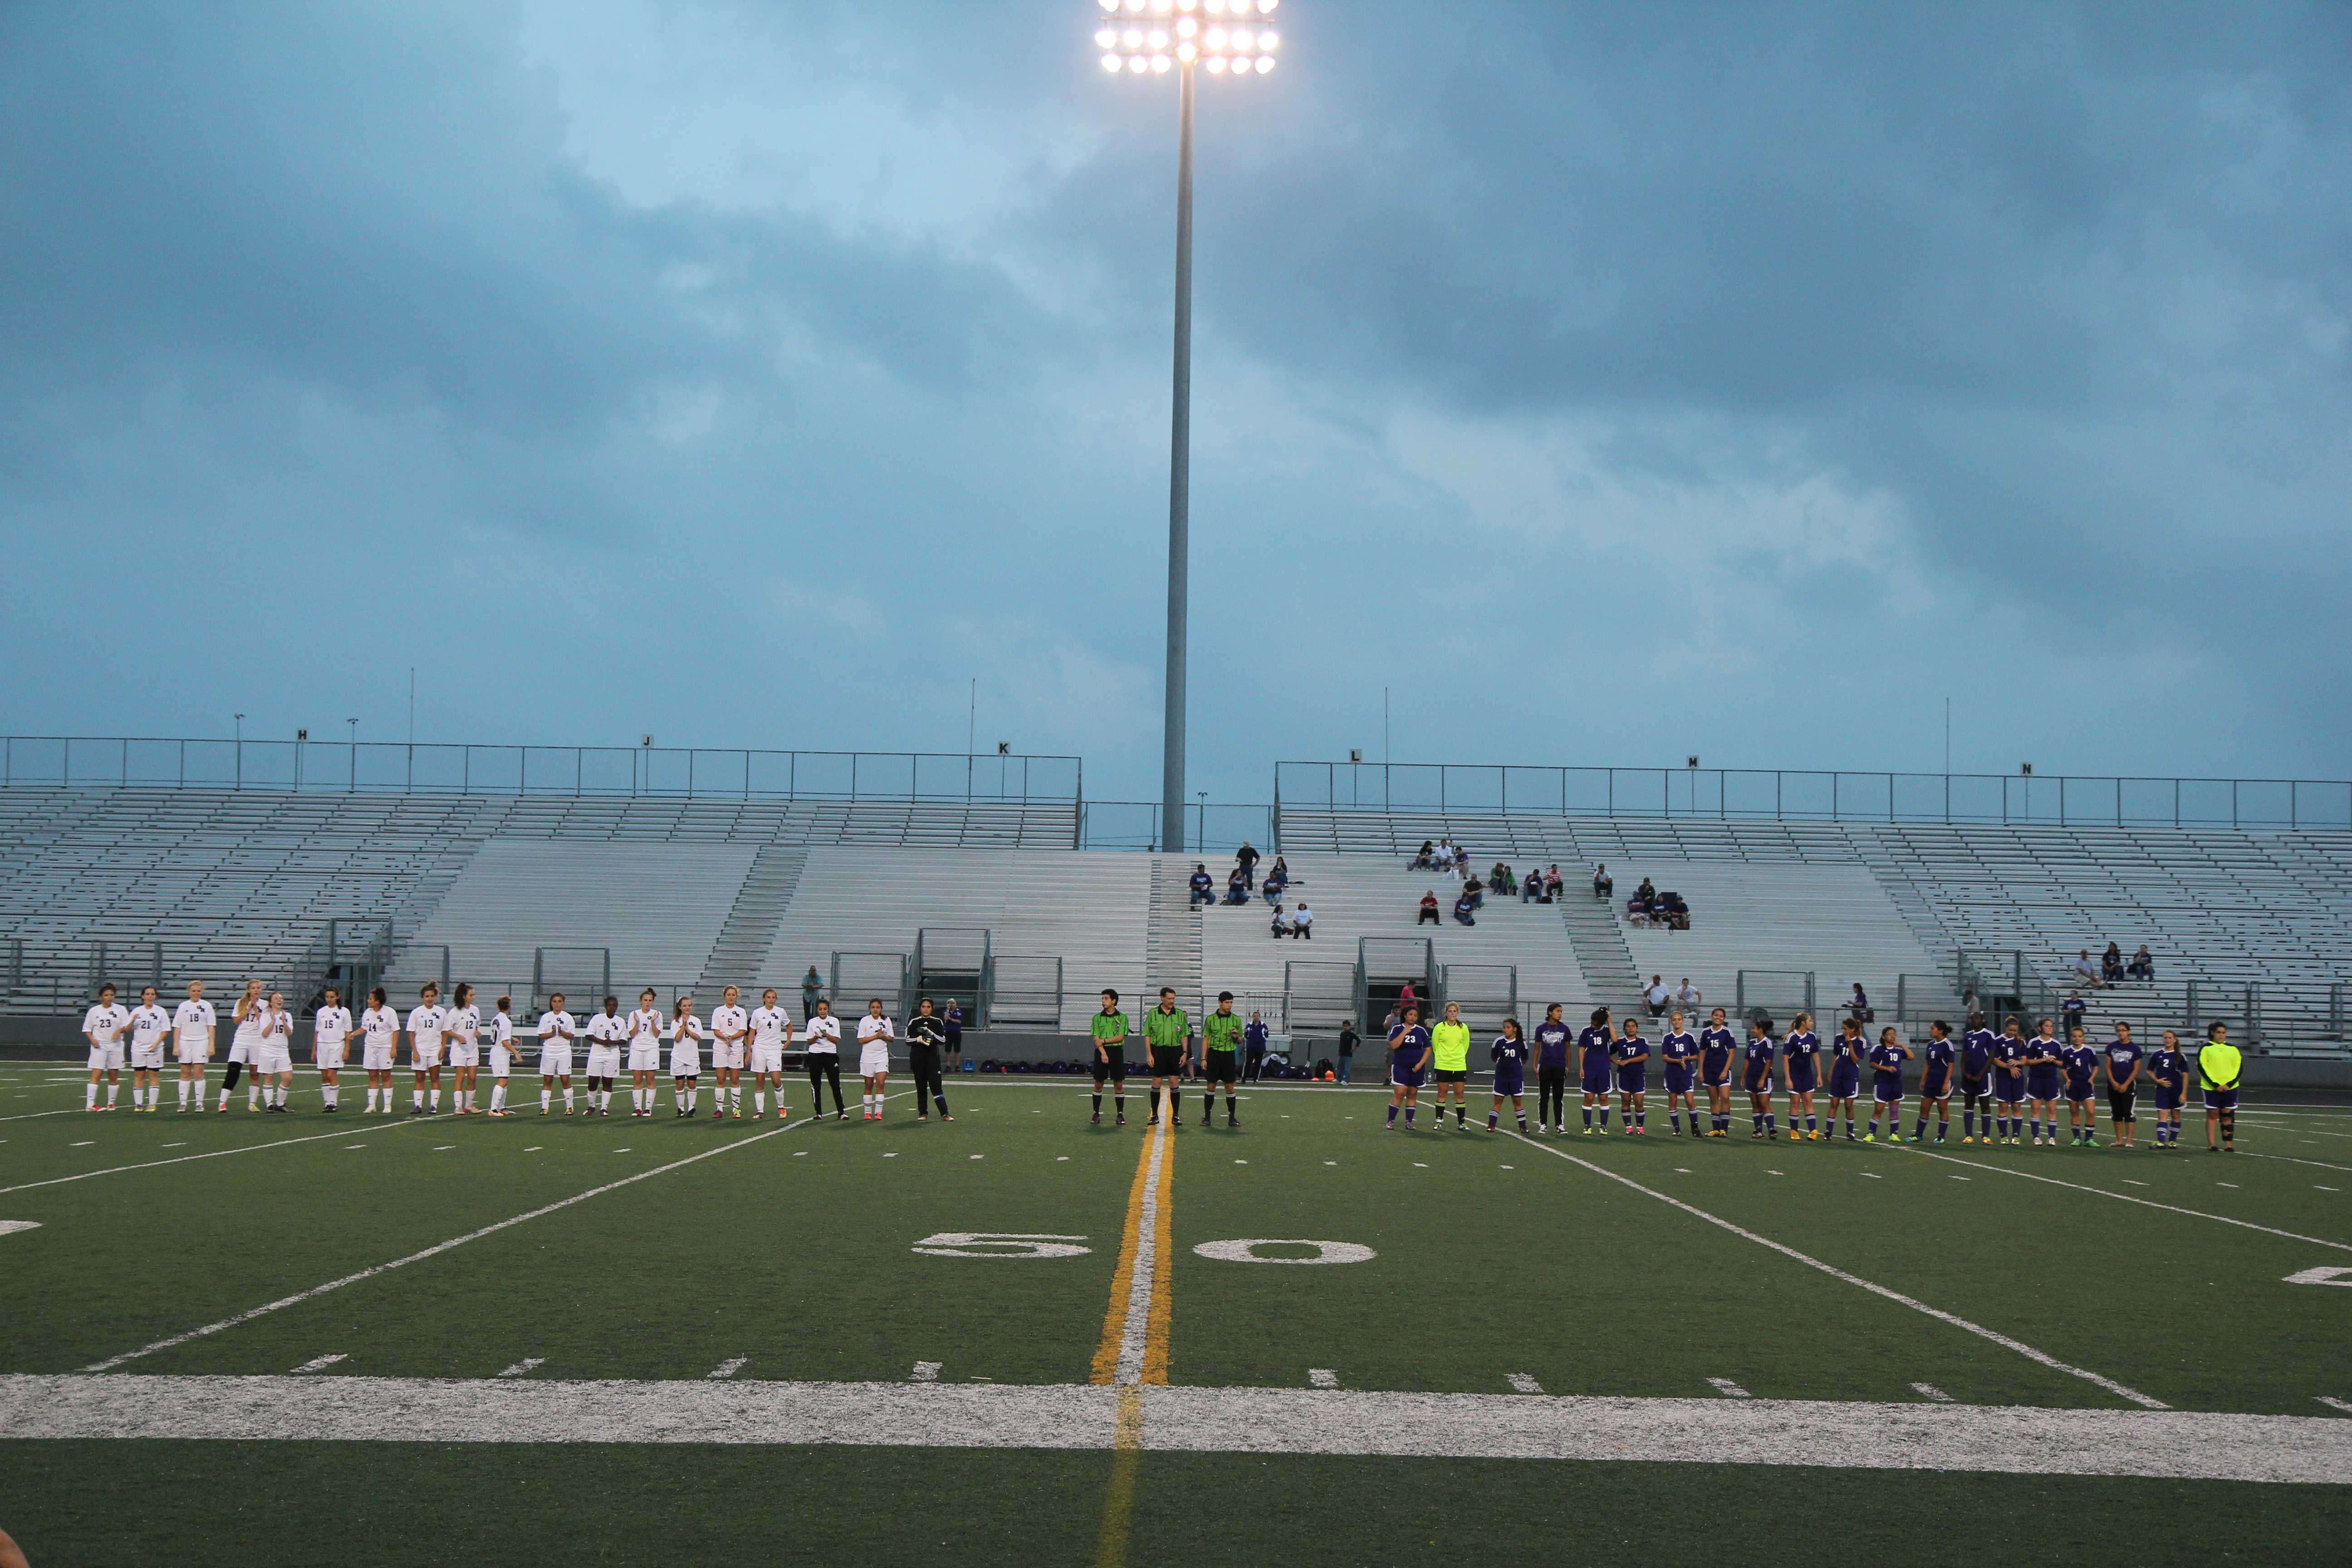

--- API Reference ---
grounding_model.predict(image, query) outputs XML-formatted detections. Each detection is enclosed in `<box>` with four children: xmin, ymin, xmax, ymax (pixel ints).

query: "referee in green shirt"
<box><xmin>1202</xmin><ymin>991</ymin><xmax>1244</xmax><ymax>1128</ymax></box>
<box><xmin>1144</xmin><ymin>987</ymin><xmax>1192</xmax><ymax>1128</ymax></box>
<box><xmin>1090</xmin><ymin>990</ymin><xmax>1129</xmax><ymax>1126</ymax></box>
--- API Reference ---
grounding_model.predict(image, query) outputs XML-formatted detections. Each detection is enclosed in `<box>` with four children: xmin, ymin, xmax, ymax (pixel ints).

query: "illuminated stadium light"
<box><xmin>1085</xmin><ymin>5</ymin><xmax>1289</xmax><ymax>851</ymax></box>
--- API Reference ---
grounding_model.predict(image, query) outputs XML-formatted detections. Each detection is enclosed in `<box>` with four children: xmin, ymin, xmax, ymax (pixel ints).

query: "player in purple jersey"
<box><xmin>2062</xmin><ymin>1025</ymin><xmax>2102</xmax><ymax>1146</ymax></box>
<box><xmin>1781</xmin><ymin>1012</ymin><xmax>1823</xmax><ymax>1141</ymax></box>
<box><xmin>1742</xmin><ymin>1016</ymin><xmax>1778</xmax><ymax>1138</ymax></box>
<box><xmin>1578</xmin><ymin>1007</ymin><xmax>1615</xmax><ymax>1135</ymax></box>
<box><xmin>1699</xmin><ymin>1007</ymin><xmax>1737</xmax><ymax>1137</ymax></box>
<box><xmin>1991</xmin><ymin>1018</ymin><xmax>2030</xmax><ymax>1146</ymax></box>
<box><xmin>1823</xmin><ymin>1015</ymin><xmax>1864</xmax><ymax>1141</ymax></box>
<box><xmin>1488</xmin><ymin>1017</ymin><xmax>1531</xmax><ymax>1132</ymax></box>
<box><xmin>1386</xmin><ymin>1007</ymin><xmax>1431</xmax><ymax>1130</ymax></box>
<box><xmin>2103</xmin><ymin>1022</ymin><xmax>2143</xmax><ymax>1149</ymax></box>
<box><xmin>1611</xmin><ymin>1019</ymin><xmax>1651</xmax><ymax>1135</ymax></box>
<box><xmin>2145</xmin><ymin>1030</ymin><xmax>2187</xmax><ymax>1149</ymax></box>
<box><xmin>1959</xmin><ymin>1014</ymin><xmax>1997</xmax><ymax>1144</ymax></box>
<box><xmin>1658</xmin><ymin>1011</ymin><xmax>1699</xmax><ymax>1135</ymax></box>
<box><xmin>2024</xmin><ymin>1018</ymin><xmax>2064</xmax><ymax>1147</ymax></box>
<box><xmin>1532</xmin><ymin>1004</ymin><xmax>1573</xmax><ymax>1135</ymax></box>
<box><xmin>1864</xmin><ymin>1027</ymin><xmax>1912</xmax><ymax>1142</ymax></box>
<box><xmin>1909</xmin><ymin>1020</ymin><xmax>1955</xmax><ymax>1143</ymax></box>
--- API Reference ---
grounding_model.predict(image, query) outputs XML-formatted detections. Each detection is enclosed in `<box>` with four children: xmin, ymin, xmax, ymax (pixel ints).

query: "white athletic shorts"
<box><xmin>447</xmin><ymin>1041</ymin><xmax>479</xmax><ymax>1068</ymax></box>
<box><xmin>627</xmin><ymin>1041</ymin><xmax>662</xmax><ymax>1073</ymax></box>
<box><xmin>130</xmin><ymin>1044</ymin><xmax>165</xmax><ymax>1071</ymax></box>
<box><xmin>411</xmin><ymin>1042</ymin><xmax>444</xmax><ymax>1070</ymax></box>
<box><xmin>670</xmin><ymin>1041</ymin><xmax>701</xmax><ymax>1078</ymax></box>
<box><xmin>489</xmin><ymin>1045</ymin><xmax>517</xmax><ymax>1078</ymax></box>
<box><xmin>316</xmin><ymin>1040</ymin><xmax>348</xmax><ymax>1069</ymax></box>
<box><xmin>176</xmin><ymin>1042</ymin><xmax>208</xmax><ymax>1065</ymax></box>
<box><xmin>254</xmin><ymin>1045</ymin><xmax>294</xmax><ymax>1075</ymax></box>
<box><xmin>87</xmin><ymin>1043</ymin><xmax>124</xmax><ymax>1071</ymax></box>
<box><xmin>749</xmin><ymin>1044</ymin><xmax>785</xmax><ymax>1075</ymax></box>
<box><xmin>363</xmin><ymin>1041</ymin><xmax>396</xmax><ymax>1071</ymax></box>
<box><xmin>586</xmin><ymin>1045</ymin><xmax>622</xmax><ymax>1079</ymax></box>
<box><xmin>859</xmin><ymin>1043</ymin><xmax>891</xmax><ymax>1077</ymax></box>
<box><xmin>226</xmin><ymin>1039</ymin><xmax>252</xmax><ymax>1065</ymax></box>
<box><xmin>540</xmin><ymin>1044</ymin><xmax>573</xmax><ymax>1078</ymax></box>
<box><xmin>711</xmin><ymin>1041</ymin><xmax>745</xmax><ymax>1071</ymax></box>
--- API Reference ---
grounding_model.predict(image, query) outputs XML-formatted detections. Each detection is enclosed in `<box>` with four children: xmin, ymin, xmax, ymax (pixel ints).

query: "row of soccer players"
<box><xmin>1382</xmin><ymin>1003</ymin><xmax>2244</xmax><ymax>1151</ymax></box>
<box><xmin>77</xmin><ymin>979</ymin><xmax>959</xmax><ymax>1123</ymax></box>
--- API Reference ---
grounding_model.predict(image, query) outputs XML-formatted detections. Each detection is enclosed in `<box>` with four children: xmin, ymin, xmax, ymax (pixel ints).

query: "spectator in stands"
<box><xmin>1592</xmin><ymin>863</ymin><xmax>1612</xmax><ymax>899</ymax></box>
<box><xmin>1269</xmin><ymin>902</ymin><xmax>1291</xmax><ymax>938</ymax></box>
<box><xmin>1262</xmin><ymin>876</ymin><xmax>1283</xmax><ymax>909</ymax></box>
<box><xmin>1545</xmin><ymin>865</ymin><xmax>1563</xmax><ymax>900</ymax></box>
<box><xmin>801</xmin><ymin>966</ymin><xmax>823</xmax><ymax>1019</ymax></box>
<box><xmin>1658</xmin><ymin>890</ymin><xmax>1690</xmax><ymax>931</ymax></box>
<box><xmin>1291</xmin><ymin>901</ymin><xmax>1314</xmax><ymax>939</ymax></box>
<box><xmin>1490</xmin><ymin>862</ymin><xmax>1515</xmax><ymax>897</ymax></box>
<box><xmin>1626</xmin><ymin>886</ymin><xmax>1653</xmax><ymax>926</ymax></box>
<box><xmin>1520</xmin><ymin>866</ymin><xmax>1542</xmax><ymax>902</ymax></box>
<box><xmin>1452</xmin><ymin>890</ymin><xmax>1477</xmax><ymax>926</ymax></box>
<box><xmin>1463</xmin><ymin>871</ymin><xmax>1485</xmax><ymax>908</ymax></box>
<box><xmin>1235</xmin><ymin>841</ymin><xmax>1261</xmax><ymax>890</ymax></box>
<box><xmin>2102</xmin><ymin>941</ymin><xmax>2124</xmax><ymax>984</ymax></box>
<box><xmin>1645</xmin><ymin>976</ymin><xmax>1669</xmax><ymax>1018</ymax></box>
<box><xmin>1224</xmin><ymin>868</ymin><xmax>1250</xmax><ymax>906</ymax></box>
<box><xmin>1244</xmin><ymin>1011</ymin><xmax>1270</xmax><ymax>1081</ymax></box>
<box><xmin>2072</xmin><ymin>949</ymin><xmax>2103</xmax><ymax>988</ymax></box>
<box><xmin>1847</xmin><ymin>984</ymin><xmax>1872</xmax><ymax>1024</ymax></box>
<box><xmin>2063</xmin><ymin>991</ymin><xmax>2088</xmax><ymax>1037</ymax></box>
<box><xmin>1267</xmin><ymin>856</ymin><xmax>1290</xmax><ymax>892</ymax></box>
<box><xmin>1189</xmin><ymin>864</ymin><xmax>1214</xmax><ymax>906</ymax></box>
<box><xmin>2129</xmin><ymin>944</ymin><xmax>2155</xmax><ymax>980</ymax></box>
<box><xmin>1411</xmin><ymin>840</ymin><xmax>1436</xmax><ymax>869</ymax></box>
<box><xmin>1674</xmin><ymin>977</ymin><xmax>1702</xmax><ymax>1010</ymax></box>
<box><xmin>1418</xmin><ymin>891</ymin><xmax>1441</xmax><ymax>926</ymax></box>
<box><xmin>1637</xmin><ymin>875</ymin><xmax>1657</xmax><ymax>906</ymax></box>
<box><xmin>1398</xmin><ymin>982</ymin><xmax>1419</xmax><ymax>1014</ymax></box>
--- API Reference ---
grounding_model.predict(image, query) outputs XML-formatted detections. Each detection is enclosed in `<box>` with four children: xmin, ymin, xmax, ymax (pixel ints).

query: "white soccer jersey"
<box><xmin>489</xmin><ymin>1012</ymin><xmax>518</xmax><ymax>1073</ymax></box>
<box><xmin>83</xmin><ymin>1002</ymin><xmax>130</xmax><ymax>1046</ymax></box>
<box><xmin>361</xmin><ymin>1007</ymin><xmax>399</xmax><ymax>1049</ymax></box>
<box><xmin>537</xmin><ymin>1010</ymin><xmax>577</xmax><ymax>1044</ymax></box>
<box><xmin>858</xmin><ymin>1013</ymin><xmax>895</xmax><ymax>1073</ymax></box>
<box><xmin>668</xmin><ymin>1013</ymin><xmax>704</xmax><ymax>1076</ymax></box>
<box><xmin>407</xmin><ymin>1004</ymin><xmax>446</xmax><ymax>1049</ymax></box>
<box><xmin>443</xmin><ymin>1004</ymin><xmax>480</xmax><ymax>1048</ymax></box>
<box><xmin>314</xmin><ymin>1006</ymin><xmax>354</xmax><ymax>1048</ymax></box>
<box><xmin>129</xmin><ymin>1003</ymin><xmax>172</xmax><ymax>1054</ymax></box>
<box><xmin>857</xmin><ymin>1014</ymin><xmax>895</xmax><ymax>1048</ymax></box>
<box><xmin>587</xmin><ymin>1011</ymin><xmax>626</xmax><ymax>1045</ymax></box>
<box><xmin>803</xmin><ymin>1015</ymin><xmax>841</xmax><ymax>1055</ymax></box>
<box><xmin>228</xmin><ymin>997</ymin><xmax>268</xmax><ymax>1062</ymax></box>
<box><xmin>255</xmin><ymin>1008</ymin><xmax>296</xmax><ymax>1071</ymax></box>
<box><xmin>711</xmin><ymin>1004</ymin><xmax>748</xmax><ymax>1045</ymax></box>
<box><xmin>750</xmin><ymin>1005</ymin><xmax>791</xmax><ymax>1049</ymax></box>
<box><xmin>173</xmin><ymin>997</ymin><xmax>216</xmax><ymax>1059</ymax></box>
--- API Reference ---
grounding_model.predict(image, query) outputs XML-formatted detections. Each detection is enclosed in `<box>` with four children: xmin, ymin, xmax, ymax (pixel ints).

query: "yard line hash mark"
<box><xmin>1507</xmin><ymin>1373</ymin><xmax>1543</xmax><ymax>1394</ymax></box>
<box><xmin>1308</xmin><ymin>1369</ymin><xmax>1339</xmax><ymax>1389</ymax></box>
<box><xmin>496</xmin><ymin>1359</ymin><xmax>544</xmax><ymax>1379</ymax></box>
<box><xmin>707</xmin><ymin>1359</ymin><xmax>746</xmax><ymax>1380</ymax></box>
<box><xmin>1709</xmin><ymin>1378</ymin><xmax>1752</xmax><ymax>1398</ymax></box>
<box><xmin>1912</xmin><ymin>1383</ymin><xmax>1954</xmax><ymax>1402</ymax></box>
<box><xmin>911</xmin><ymin>1362</ymin><xmax>941</xmax><ymax>1383</ymax></box>
<box><xmin>292</xmin><ymin>1354</ymin><xmax>347</xmax><ymax>1374</ymax></box>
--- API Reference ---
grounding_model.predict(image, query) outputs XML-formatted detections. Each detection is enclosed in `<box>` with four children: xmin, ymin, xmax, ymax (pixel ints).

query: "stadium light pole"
<box><xmin>1094</xmin><ymin>0</ymin><xmax>1281</xmax><ymax>853</ymax></box>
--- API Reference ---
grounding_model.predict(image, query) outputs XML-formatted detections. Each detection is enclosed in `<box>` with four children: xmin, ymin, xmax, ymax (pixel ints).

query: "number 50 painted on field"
<box><xmin>912</xmin><ymin>1232</ymin><xmax>1375</xmax><ymax>1265</ymax></box>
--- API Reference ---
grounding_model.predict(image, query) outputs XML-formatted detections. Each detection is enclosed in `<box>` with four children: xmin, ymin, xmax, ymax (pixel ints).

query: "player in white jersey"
<box><xmin>220</xmin><ymin>979</ymin><xmax>266</xmax><ymax>1112</ymax></box>
<box><xmin>857</xmin><ymin>998</ymin><xmax>896</xmax><ymax>1122</ymax></box>
<box><xmin>625</xmin><ymin>988</ymin><xmax>664</xmax><ymax>1117</ymax></box>
<box><xmin>406</xmin><ymin>981</ymin><xmax>447</xmax><ymax>1114</ymax></box>
<box><xmin>668</xmin><ymin>995</ymin><xmax>705</xmax><ymax>1117</ymax></box>
<box><xmin>747</xmin><ymin>988</ymin><xmax>791</xmax><ymax>1119</ymax></box>
<box><xmin>254</xmin><ymin>991</ymin><xmax>297</xmax><ymax>1111</ymax></box>
<box><xmin>803</xmin><ymin>999</ymin><xmax>845</xmax><ymax>1119</ymax></box>
<box><xmin>538</xmin><ymin>993</ymin><xmax>578</xmax><ymax>1115</ymax></box>
<box><xmin>82</xmin><ymin>983</ymin><xmax>130</xmax><ymax>1112</ymax></box>
<box><xmin>172</xmin><ymin>980</ymin><xmax>216</xmax><ymax>1111</ymax></box>
<box><xmin>359</xmin><ymin>987</ymin><xmax>399</xmax><ymax>1112</ymax></box>
<box><xmin>127</xmin><ymin>985</ymin><xmax>171</xmax><ymax>1111</ymax></box>
<box><xmin>584</xmin><ymin>995</ymin><xmax>625</xmax><ymax>1117</ymax></box>
<box><xmin>485</xmin><ymin>997</ymin><xmax>519</xmax><ymax>1115</ymax></box>
<box><xmin>312</xmin><ymin>987</ymin><xmax>353</xmax><ymax>1112</ymax></box>
<box><xmin>709</xmin><ymin>985</ymin><xmax>749</xmax><ymax>1120</ymax></box>
<box><xmin>441</xmin><ymin>982</ymin><xmax>482</xmax><ymax>1113</ymax></box>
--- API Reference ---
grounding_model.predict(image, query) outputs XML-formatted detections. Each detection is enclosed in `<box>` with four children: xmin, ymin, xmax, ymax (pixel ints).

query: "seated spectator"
<box><xmin>1673</xmin><ymin>977</ymin><xmax>1702</xmax><ymax>1010</ymax></box>
<box><xmin>2062</xmin><ymin>990</ymin><xmax>2087</xmax><ymax>1035</ymax></box>
<box><xmin>1625</xmin><ymin>889</ymin><xmax>1652</xmax><ymax>926</ymax></box>
<box><xmin>1267</xmin><ymin>856</ymin><xmax>1290</xmax><ymax>892</ymax></box>
<box><xmin>1224</xmin><ymin>869</ymin><xmax>1250</xmax><ymax>906</ymax></box>
<box><xmin>1417</xmin><ymin>891</ymin><xmax>1441</xmax><ymax>926</ymax></box>
<box><xmin>1658</xmin><ymin>890</ymin><xmax>1690</xmax><ymax>931</ymax></box>
<box><xmin>1189</xmin><ymin>864</ymin><xmax>1215</xmax><ymax>907</ymax></box>
<box><xmin>1645</xmin><ymin>975</ymin><xmax>1669</xmax><ymax>1018</ymax></box>
<box><xmin>2102</xmin><ymin>941</ymin><xmax>2123</xmax><ymax>984</ymax></box>
<box><xmin>1846</xmin><ymin>984</ymin><xmax>1872</xmax><ymax>1024</ymax></box>
<box><xmin>2128</xmin><ymin>944</ymin><xmax>2154</xmax><ymax>980</ymax></box>
<box><xmin>1269</xmin><ymin>903</ymin><xmax>1290</xmax><ymax>938</ymax></box>
<box><xmin>1263</xmin><ymin>877</ymin><xmax>1283</xmax><ymax>908</ymax></box>
<box><xmin>1451</xmin><ymin>891</ymin><xmax>1477</xmax><ymax>926</ymax></box>
<box><xmin>1464</xmin><ymin>872</ymin><xmax>1485</xmax><ymax>908</ymax></box>
<box><xmin>1636</xmin><ymin>876</ymin><xmax>1657</xmax><ymax>906</ymax></box>
<box><xmin>1411</xmin><ymin>839</ymin><xmax>1436</xmax><ymax>870</ymax></box>
<box><xmin>1592</xmin><ymin>863</ymin><xmax>1612</xmax><ymax>899</ymax></box>
<box><xmin>1520</xmin><ymin>866</ymin><xmax>1541</xmax><ymax>902</ymax></box>
<box><xmin>2072</xmin><ymin>949</ymin><xmax>2102</xmax><ymax>988</ymax></box>
<box><xmin>1544</xmin><ymin>865</ymin><xmax>1563</xmax><ymax>899</ymax></box>
<box><xmin>1291</xmin><ymin>902</ymin><xmax>1313</xmax><ymax>939</ymax></box>
<box><xmin>1490</xmin><ymin>862</ymin><xmax>1515</xmax><ymax>897</ymax></box>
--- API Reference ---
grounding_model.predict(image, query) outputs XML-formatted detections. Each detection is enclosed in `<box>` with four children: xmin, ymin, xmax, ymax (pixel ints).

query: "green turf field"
<box><xmin>3</xmin><ymin>1059</ymin><xmax>2349</xmax><ymax>1566</ymax></box>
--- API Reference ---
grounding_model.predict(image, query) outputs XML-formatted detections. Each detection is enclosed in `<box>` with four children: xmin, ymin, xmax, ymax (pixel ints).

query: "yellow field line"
<box><xmin>1089</xmin><ymin>1118</ymin><xmax>1174</xmax><ymax>1568</ymax></box>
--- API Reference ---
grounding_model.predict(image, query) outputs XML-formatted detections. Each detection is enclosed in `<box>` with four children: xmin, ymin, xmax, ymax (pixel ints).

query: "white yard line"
<box><xmin>1505</xmin><ymin>1131</ymin><xmax>2165</xmax><ymax>1409</ymax></box>
<box><xmin>0</xmin><ymin>1108</ymin><xmax>85</xmax><ymax>1124</ymax></box>
<box><xmin>1708</xmin><ymin>1377</ymin><xmax>1752</xmax><ymax>1398</ymax></box>
<box><xmin>2240</xmin><ymin>1151</ymin><xmax>2352</xmax><ymax>1176</ymax></box>
<box><xmin>1307</xmin><ymin>1369</ymin><xmax>1339</xmax><ymax>1389</ymax></box>
<box><xmin>0</xmin><ymin>1120</ymin><xmax>440</xmax><ymax>1196</ymax></box>
<box><xmin>78</xmin><ymin>1106</ymin><xmax>857</xmax><ymax>1373</ymax></box>
<box><xmin>1911</xmin><ymin>1382</ymin><xmax>1954</xmax><ymax>1402</ymax></box>
<box><xmin>1894</xmin><ymin>1148</ymin><xmax>2352</xmax><ymax>1255</ymax></box>
<box><xmin>707</xmin><ymin>1359</ymin><xmax>746</xmax><ymax>1380</ymax></box>
<box><xmin>496</xmin><ymin>1359</ymin><xmax>544</xmax><ymax>1379</ymax></box>
<box><xmin>291</xmin><ymin>1354</ymin><xmax>348</xmax><ymax>1374</ymax></box>
<box><xmin>1506</xmin><ymin>1373</ymin><xmax>1543</xmax><ymax>1394</ymax></box>
<box><xmin>2318</xmin><ymin>1397</ymin><xmax>2352</xmax><ymax>1416</ymax></box>
<box><xmin>8</xmin><ymin>1375</ymin><xmax>2347</xmax><ymax>1483</ymax></box>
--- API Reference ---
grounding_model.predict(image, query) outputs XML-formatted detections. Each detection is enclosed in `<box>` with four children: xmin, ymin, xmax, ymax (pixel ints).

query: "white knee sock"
<box><xmin>541</xmin><ymin>1088</ymin><xmax>552</xmax><ymax>1111</ymax></box>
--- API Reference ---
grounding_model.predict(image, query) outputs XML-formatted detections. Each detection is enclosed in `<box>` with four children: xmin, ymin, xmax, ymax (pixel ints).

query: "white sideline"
<box><xmin>1896</xmin><ymin>1147</ymin><xmax>2352</xmax><ymax>1254</ymax></box>
<box><xmin>76</xmin><ymin>1104</ymin><xmax>874</xmax><ymax>1373</ymax></box>
<box><xmin>1504</xmin><ymin>1131</ymin><xmax>2166</xmax><ymax>1408</ymax></box>
<box><xmin>3</xmin><ymin>1375</ymin><xmax>2347</xmax><ymax>1484</ymax></box>
<box><xmin>0</xmin><ymin>1119</ymin><xmax>440</xmax><ymax>1196</ymax></box>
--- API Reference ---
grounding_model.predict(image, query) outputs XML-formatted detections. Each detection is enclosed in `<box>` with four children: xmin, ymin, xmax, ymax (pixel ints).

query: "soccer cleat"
<box><xmin>1960</xmin><ymin>1136</ymin><xmax>1973</xmax><ymax>1145</ymax></box>
<box><xmin>1862</xmin><ymin>1133</ymin><xmax>1875</xmax><ymax>1142</ymax></box>
<box><xmin>713</xmin><ymin>1108</ymin><xmax>725</xmax><ymax>1119</ymax></box>
<box><xmin>1091</xmin><ymin>1113</ymin><xmax>1102</xmax><ymax>1126</ymax></box>
<box><xmin>732</xmin><ymin>1109</ymin><xmax>742</xmax><ymax>1119</ymax></box>
<box><xmin>1584</xmin><ymin>1127</ymin><xmax>1595</xmax><ymax>1137</ymax></box>
<box><xmin>1115</xmin><ymin>1115</ymin><xmax>1127</xmax><ymax>1127</ymax></box>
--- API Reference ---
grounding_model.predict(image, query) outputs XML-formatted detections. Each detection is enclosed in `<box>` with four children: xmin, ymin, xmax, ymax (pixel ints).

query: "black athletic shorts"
<box><xmin>1149</xmin><ymin>1045</ymin><xmax>1186</xmax><ymax>1076</ymax></box>
<box><xmin>1202</xmin><ymin>1051</ymin><xmax>1239</xmax><ymax>1083</ymax></box>
<box><xmin>2107</xmin><ymin>1088</ymin><xmax>2136</xmax><ymax>1122</ymax></box>
<box><xmin>1092</xmin><ymin>1046</ymin><xmax>1127</xmax><ymax>1084</ymax></box>
<box><xmin>1431</xmin><ymin>1068</ymin><xmax>1468</xmax><ymax>1083</ymax></box>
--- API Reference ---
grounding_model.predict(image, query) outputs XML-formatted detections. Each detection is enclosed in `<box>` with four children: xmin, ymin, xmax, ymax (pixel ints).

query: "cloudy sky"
<box><xmin>2</xmin><ymin>1</ymin><xmax>2346</xmax><ymax>809</ymax></box>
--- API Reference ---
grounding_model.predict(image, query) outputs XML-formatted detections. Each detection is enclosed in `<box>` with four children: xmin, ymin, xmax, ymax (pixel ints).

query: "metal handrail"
<box><xmin>1275</xmin><ymin>760</ymin><xmax>2352</xmax><ymax>831</ymax></box>
<box><xmin>0</xmin><ymin>735</ymin><xmax>1082</xmax><ymax>805</ymax></box>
